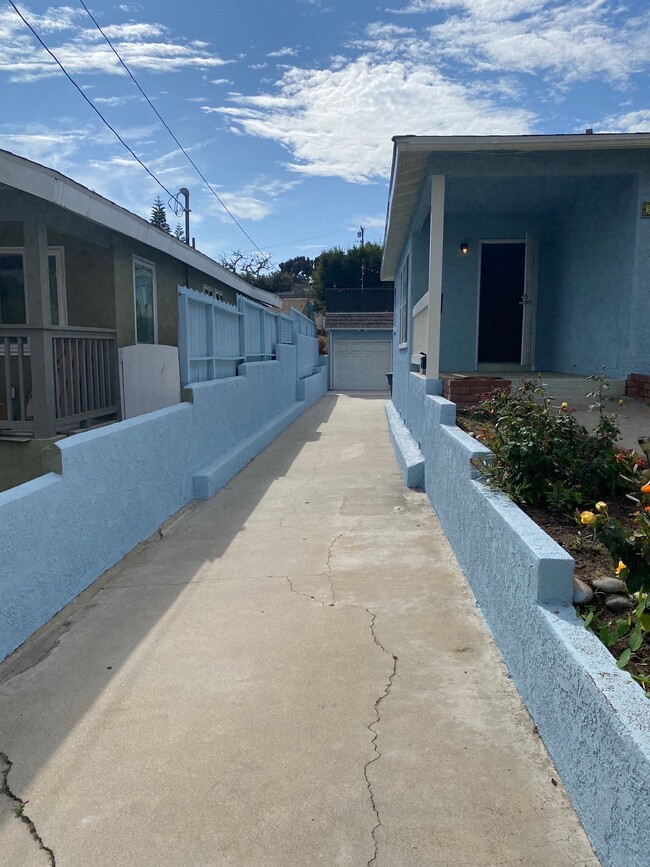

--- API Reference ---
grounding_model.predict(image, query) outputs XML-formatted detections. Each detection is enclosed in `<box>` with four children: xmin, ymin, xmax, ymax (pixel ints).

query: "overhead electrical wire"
<box><xmin>7</xmin><ymin>0</ymin><xmax>179</xmax><ymax>204</ymax></box>
<box><xmin>9</xmin><ymin>0</ymin><xmax>267</xmax><ymax>258</ymax></box>
<box><xmin>76</xmin><ymin>0</ymin><xmax>266</xmax><ymax>256</ymax></box>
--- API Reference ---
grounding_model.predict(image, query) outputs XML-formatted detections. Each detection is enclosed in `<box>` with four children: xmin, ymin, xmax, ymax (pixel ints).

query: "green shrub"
<box><xmin>470</xmin><ymin>375</ymin><xmax>639</xmax><ymax>512</ymax></box>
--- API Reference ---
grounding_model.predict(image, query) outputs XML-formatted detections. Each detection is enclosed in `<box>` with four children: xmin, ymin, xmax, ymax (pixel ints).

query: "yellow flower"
<box><xmin>595</xmin><ymin>501</ymin><xmax>607</xmax><ymax>513</ymax></box>
<box><xmin>641</xmin><ymin>482</ymin><xmax>650</xmax><ymax>494</ymax></box>
<box><xmin>580</xmin><ymin>511</ymin><xmax>597</xmax><ymax>525</ymax></box>
<box><xmin>618</xmin><ymin>399</ymin><xmax>624</xmax><ymax>406</ymax></box>
<box><xmin>561</xmin><ymin>402</ymin><xmax>568</xmax><ymax>410</ymax></box>
<box><xmin>615</xmin><ymin>560</ymin><xmax>627</xmax><ymax>575</ymax></box>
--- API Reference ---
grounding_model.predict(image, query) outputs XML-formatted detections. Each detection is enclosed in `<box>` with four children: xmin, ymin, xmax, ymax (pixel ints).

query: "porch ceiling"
<box><xmin>381</xmin><ymin>132</ymin><xmax>650</xmax><ymax>280</ymax></box>
<box><xmin>443</xmin><ymin>174</ymin><xmax>632</xmax><ymax>215</ymax></box>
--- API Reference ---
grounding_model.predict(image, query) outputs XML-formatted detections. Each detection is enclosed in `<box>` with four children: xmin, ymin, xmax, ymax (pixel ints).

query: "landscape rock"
<box><xmin>572</xmin><ymin>577</ymin><xmax>593</xmax><ymax>605</ymax></box>
<box><xmin>605</xmin><ymin>594</ymin><xmax>635</xmax><ymax>613</ymax></box>
<box><xmin>593</xmin><ymin>577</ymin><xmax>627</xmax><ymax>594</ymax></box>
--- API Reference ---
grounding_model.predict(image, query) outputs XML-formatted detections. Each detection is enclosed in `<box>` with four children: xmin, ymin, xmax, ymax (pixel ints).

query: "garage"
<box><xmin>332</xmin><ymin>339</ymin><xmax>392</xmax><ymax>391</ymax></box>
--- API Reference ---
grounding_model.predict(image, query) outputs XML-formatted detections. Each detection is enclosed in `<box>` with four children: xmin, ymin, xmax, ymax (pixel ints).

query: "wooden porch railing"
<box><xmin>0</xmin><ymin>326</ymin><xmax>118</xmax><ymax>435</ymax></box>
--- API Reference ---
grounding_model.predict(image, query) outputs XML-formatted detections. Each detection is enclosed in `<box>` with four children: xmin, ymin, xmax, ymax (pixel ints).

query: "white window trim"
<box><xmin>48</xmin><ymin>247</ymin><xmax>67</xmax><ymax>326</ymax></box>
<box><xmin>202</xmin><ymin>283</ymin><xmax>224</xmax><ymax>301</ymax></box>
<box><xmin>399</xmin><ymin>255</ymin><xmax>409</xmax><ymax>348</ymax></box>
<box><xmin>0</xmin><ymin>246</ymin><xmax>67</xmax><ymax>326</ymax></box>
<box><xmin>132</xmin><ymin>255</ymin><xmax>158</xmax><ymax>344</ymax></box>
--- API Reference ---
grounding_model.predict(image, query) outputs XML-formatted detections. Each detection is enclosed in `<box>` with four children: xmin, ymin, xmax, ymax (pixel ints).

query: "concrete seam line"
<box><xmin>0</xmin><ymin>751</ymin><xmax>56</xmax><ymax>865</ymax></box>
<box><xmin>281</xmin><ymin>575</ymin><xmax>398</xmax><ymax>866</ymax></box>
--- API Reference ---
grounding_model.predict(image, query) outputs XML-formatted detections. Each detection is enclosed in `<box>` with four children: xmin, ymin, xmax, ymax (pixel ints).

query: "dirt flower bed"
<box><xmin>456</xmin><ymin>376</ymin><xmax>650</xmax><ymax>694</ymax></box>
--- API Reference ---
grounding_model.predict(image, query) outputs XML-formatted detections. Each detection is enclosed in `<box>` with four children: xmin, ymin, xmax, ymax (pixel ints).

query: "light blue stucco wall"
<box><xmin>626</xmin><ymin>173</ymin><xmax>650</xmax><ymax>376</ymax></box>
<box><xmin>296</xmin><ymin>333</ymin><xmax>319</xmax><ymax>380</ymax></box>
<box><xmin>536</xmin><ymin>176</ymin><xmax>637</xmax><ymax>376</ymax></box>
<box><xmin>393</xmin><ymin>147</ymin><xmax>650</xmax><ymax>378</ymax></box>
<box><xmin>387</xmin><ymin>394</ymin><xmax>650</xmax><ymax>867</ymax></box>
<box><xmin>0</xmin><ymin>346</ymin><xmax>327</xmax><ymax>662</ymax></box>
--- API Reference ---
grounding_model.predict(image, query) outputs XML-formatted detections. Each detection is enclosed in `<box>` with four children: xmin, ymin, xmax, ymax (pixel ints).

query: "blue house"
<box><xmin>381</xmin><ymin>133</ymin><xmax>650</xmax><ymax>413</ymax></box>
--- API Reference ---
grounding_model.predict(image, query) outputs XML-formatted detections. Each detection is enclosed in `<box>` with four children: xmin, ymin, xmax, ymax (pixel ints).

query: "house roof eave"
<box><xmin>0</xmin><ymin>148</ymin><xmax>282</xmax><ymax>309</ymax></box>
<box><xmin>381</xmin><ymin>132</ymin><xmax>650</xmax><ymax>281</ymax></box>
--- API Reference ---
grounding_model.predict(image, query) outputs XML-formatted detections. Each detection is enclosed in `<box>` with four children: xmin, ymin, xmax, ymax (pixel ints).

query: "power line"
<box><xmin>7</xmin><ymin>0</ymin><xmax>180</xmax><ymax>204</ymax></box>
<box><xmin>76</xmin><ymin>0</ymin><xmax>267</xmax><ymax>257</ymax></box>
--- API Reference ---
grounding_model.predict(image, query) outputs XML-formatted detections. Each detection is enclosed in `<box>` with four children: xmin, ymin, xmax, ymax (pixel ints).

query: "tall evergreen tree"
<box><xmin>150</xmin><ymin>195</ymin><xmax>171</xmax><ymax>233</ymax></box>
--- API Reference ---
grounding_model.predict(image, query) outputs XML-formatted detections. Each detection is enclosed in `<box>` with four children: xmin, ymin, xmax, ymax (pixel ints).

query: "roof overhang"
<box><xmin>0</xmin><ymin>148</ymin><xmax>281</xmax><ymax>309</ymax></box>
<box><xmin>381</xmin><ymin>132</ymin><xmax>650</xmax><ymax>281</ymax></box>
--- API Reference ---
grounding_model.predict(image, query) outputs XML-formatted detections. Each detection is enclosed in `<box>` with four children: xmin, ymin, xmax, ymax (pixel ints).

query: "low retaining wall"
<box><xmin>0</xmin><ymin>345</ymin><xmax>327</xmax><ymax>662</ymax></box>
<box><xmin>626</xmin><ymin>372</ymin><xmax>650</xmax><ymax>402</ymax></box>
<box><xmin>441</xmin><ymin>374</ymin><xmax>512</xmax><ymax>408</ymax></box>
<box><xmin>387</xmin><ymin>395</ymin><xmax>650</xmax><ymax>867</ymax></box>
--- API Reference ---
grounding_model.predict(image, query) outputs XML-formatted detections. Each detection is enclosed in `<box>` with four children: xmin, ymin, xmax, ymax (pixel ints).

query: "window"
<box><xmin>0</xmin><ymin>247</ymin><xmax>67</xmax><ymax>325</ymax></box>
<box><xmin>133</xmin><ymin>257</ymin><xmax>157</xmax><ymax>344</ymax></box>
<box><xmin>399</xmin><ymin>256</ymin><xmax>409</xmax><ymax>346</ymax></box>
<box><xmin>202</xmin><ymin>284</ymin><xmax>224</xmax><ymax>302</ymax></box>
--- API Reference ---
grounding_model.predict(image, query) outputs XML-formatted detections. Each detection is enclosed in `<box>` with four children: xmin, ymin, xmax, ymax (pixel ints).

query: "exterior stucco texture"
<box><xmin>0</xmin><ymin>344</ymin><xmax>326</xmax><ymax>661</ymax></box>
<box><xmin>387</xmin><ymin>394</ymin><xmax>650</xmax><ymax>867</ymax></box>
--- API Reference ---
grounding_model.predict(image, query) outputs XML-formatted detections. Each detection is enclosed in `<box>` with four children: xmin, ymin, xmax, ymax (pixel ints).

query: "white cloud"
<box><xmin>216</xmin><ymin>58</ymin><xmax>534</xmax><ymax>182</ymax></box>
<box><xmin>93</xmin><ymin>93</ymin><xmax>143</xmax><ymax>106</ymax></box>
<box><xmin>210</xmin><ymin>78</ymin><xmax>231</xmax><ymax>85</ymax></box>
<box><xmin>267</xmin><ymin>46</ymin><xmax>299</xmax><ymax>58</ymax></box>
<box><xmin>598</xmin><ymin>109</ymin><xmax>650</xmax><ymax>132</ymax></box>
<box><xmin>346</xmin><ymin>214</ymin><xmax>387</xmax><ymax>232</ymax></box>
<box><xmin>0</xmin><ymin>5</ymin><xmax>233</xmax><ymax>82</ymax></box>
<box><xmin>206</xmin><ymin>176</ymin><xmax>300</xmax><ymax>222</ymax></box>
<box><xmin>380</xmin><ymin>0</ymin><xmax>650</xmax><ymax>84</ymax></box>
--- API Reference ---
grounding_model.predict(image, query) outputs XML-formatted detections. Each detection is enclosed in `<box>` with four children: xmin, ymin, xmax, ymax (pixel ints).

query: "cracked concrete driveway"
<box><xmin>0</xmin><ymin>393</ymin><xmax>598</xmax><ymax>866</ymax></box>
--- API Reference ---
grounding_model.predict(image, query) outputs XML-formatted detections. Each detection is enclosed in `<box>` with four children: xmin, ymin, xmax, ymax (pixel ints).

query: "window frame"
<box><xmin>132</xmin><ymin>256</ymin><xmax>158</xmax><ymax>344</ymax></box>
<box><xmin>202</xmin><ymin>283</ymin><xmax>224</xmax><ymax>302</ymax></box>
<box><xmin>399</xmin><ymin>255</ymin><xmax>409</xmax><ymax>347</ymax></box>
<box><xmin>0</xmin><ymin>246</ymin><xmax>67</xmax><ymax>326</ymax></box>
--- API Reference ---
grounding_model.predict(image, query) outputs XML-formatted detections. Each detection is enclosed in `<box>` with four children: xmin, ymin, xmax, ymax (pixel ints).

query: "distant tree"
<box><xmin>150</xmin><ymin>196</ymin><xmax>171</xmax><ymax>233</ymax></box>
<box><xmin>173</xmin><ymin>223</ymin><xmax>185</xmax><ymax>242</ymax></box>
<box><xmin>218</xmin><ymin>250</ymin><xmax>320</xmax><ymax>296</ymax></box>
<box><xmin>278</xmin><ymin>256</ymin><xmax>315</xmax><ymax>284</ymax></box>
<box><xmin>218</xmin><ymin>250</ymin><xmax>272</xmax><ymax>280</ymax></box>
<box><xmin>311</xmin><ymin>242</ymin><xmax>390</xmax><ymax>305</ymax></box>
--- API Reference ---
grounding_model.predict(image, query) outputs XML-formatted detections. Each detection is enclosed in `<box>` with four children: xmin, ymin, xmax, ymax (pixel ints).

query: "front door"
<box><xmin>477</xmin><ymin>241</ymin><xmax>526</xmax><ymax>364</ymax></box>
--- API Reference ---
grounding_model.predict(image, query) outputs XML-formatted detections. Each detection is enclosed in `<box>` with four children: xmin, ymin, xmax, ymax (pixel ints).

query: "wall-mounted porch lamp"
<box><xmin>459</xmin><ymin>242</ymin><xmax>469</xmax><ymax>255</ymax></box>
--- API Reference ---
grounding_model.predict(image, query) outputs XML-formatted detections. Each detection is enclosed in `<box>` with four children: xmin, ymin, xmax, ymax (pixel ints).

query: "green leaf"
<box><xmin>599</xmin><ymin>625</ymin><xmax>612</xmax><ymax>646</ymax></box>
<box><xmin>617</xmin><ymin>648</ymin><xmax>632</xmax><ymax>668</ymax></box>
<box><xmin>614</xmin><ymin>620</ymin><xmax>630</xmax><ymax>640</ymax></box>
<box><xmin>583</xmin><ymin>611</ymin><xmax>594</xmax><ymax>629</ymax></box>
<box><xmin>629</xmin><ymin>627</ymin><xmax>643</xmax><ymax>653</ymax></box>
<box><xmin>639</xmin><ymin>613</ymin><xmax>650</xmax><ymax>631</ymax></box>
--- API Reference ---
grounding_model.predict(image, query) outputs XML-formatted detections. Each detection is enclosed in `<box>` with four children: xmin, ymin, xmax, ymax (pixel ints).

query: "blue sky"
<box><xmin>1</xmin><ymin>0</ymin><xmax>649</xmax><ymax>268</ymax></box>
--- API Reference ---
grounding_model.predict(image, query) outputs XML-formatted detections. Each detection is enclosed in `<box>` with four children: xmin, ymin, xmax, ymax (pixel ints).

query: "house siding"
<box><xmin>391</xmin><ymin>148</ymin><xmax>650</xmax><ymax>384</ymax></box>
<box><xmin>49</xmin><ymin>230</ymin><xmax>116</xmax><ymax>330</ymax></box>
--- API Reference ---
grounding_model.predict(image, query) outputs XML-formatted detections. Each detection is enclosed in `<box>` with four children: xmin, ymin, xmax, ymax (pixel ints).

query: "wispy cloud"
<box><xmin>267</xmin><ymin>46</ymin><xmax>299</xmax><ymax>58</ymax></box>
<box><xmin>598</xmin><ymin>108</ymin><xmax>650</xmax><ymax>133</ymax></box>
<box><xmin>379</xmin><ymin>0</ymin><xmax>650</xmax><ymax>84</ymax></box>
<box><xmin>0</xmin><ymin>5</ymin><xmax>234</xmax><ymax>82</ymax></box>
<box><xmin>216</xmin><ymin>58</ymin><xmax>534</xmax><ymax>182</ymax></box>
<box><xmin>93</xmin><ymin>93</ymin><xmax>143</xmax><ymax>107</ymax></box>
<box><xmin>206</xmin><ymin>176</ymin><xmax>301</xmax><ymax>222</ymax></box>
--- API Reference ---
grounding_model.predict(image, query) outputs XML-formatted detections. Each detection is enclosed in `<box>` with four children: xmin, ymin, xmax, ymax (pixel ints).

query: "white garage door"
<box><xmin>332</xmin><ymin>340</ymin><xmax>392</xmax><ymax>391</ymax></box>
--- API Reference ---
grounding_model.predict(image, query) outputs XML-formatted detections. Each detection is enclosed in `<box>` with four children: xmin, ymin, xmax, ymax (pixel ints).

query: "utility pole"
<box><xmin>357</xmin><ymin>225</ymin><xmax>365</xmax><ymax>290</ymax></box>
<box><xmin>178</xmin><ymin>188</ymin><xmax>191</xmax><ymax>246</ymax></box>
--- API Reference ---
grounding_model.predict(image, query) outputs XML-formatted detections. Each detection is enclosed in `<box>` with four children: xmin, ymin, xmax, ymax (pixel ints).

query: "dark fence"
<box><xmin>325</xmin><ymin>287</ymin><xmax>394</xmax><ymax>313</ymax></box>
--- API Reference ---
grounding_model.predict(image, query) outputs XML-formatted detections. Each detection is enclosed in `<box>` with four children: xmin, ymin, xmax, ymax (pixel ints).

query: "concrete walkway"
<box><xmin>0</xmin><ymin>394</ymin><xmax>598</xmax><ymax>867</ymax></box>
